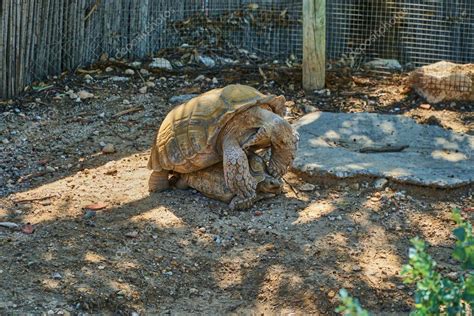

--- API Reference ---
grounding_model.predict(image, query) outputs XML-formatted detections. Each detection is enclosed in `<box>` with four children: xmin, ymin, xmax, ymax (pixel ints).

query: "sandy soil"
<box><xmin>0</xmin><ymin>62</ymin><xmax>473</xmax><ymax>315</ymax></box>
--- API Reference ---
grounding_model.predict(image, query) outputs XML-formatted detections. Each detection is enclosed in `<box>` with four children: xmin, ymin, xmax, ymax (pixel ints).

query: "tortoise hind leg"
<box><xmin>148</xmin><ymin>170</ymin><xmax>170</xmax><ymax>192</ymax></box>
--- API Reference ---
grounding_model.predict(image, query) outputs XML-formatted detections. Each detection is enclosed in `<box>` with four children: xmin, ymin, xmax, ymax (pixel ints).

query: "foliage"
<box><xmin>335</xmin><ymin>289</ymin><xmax>369</xmax><ymax>316</ymax></box>
<box><xmin>337</xmin><ymin>209</ymin><xmax>474</xmax><ymax>315</ymax></box>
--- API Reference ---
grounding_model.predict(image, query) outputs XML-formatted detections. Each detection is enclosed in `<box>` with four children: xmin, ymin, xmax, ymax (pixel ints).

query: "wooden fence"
<box><xmin>0</xmin><ymin>0</ymin><xmax>472</xmax><ymax>99</ymax></box>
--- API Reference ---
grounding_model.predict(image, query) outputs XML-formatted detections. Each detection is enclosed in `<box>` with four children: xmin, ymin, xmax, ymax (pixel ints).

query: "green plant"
<box><xmin>337</xmin><ymin>209</ymin><xmax>474</xmax><ymax>315</ymax></box>
<box><xmin>335</xmin><ymin>289</ymin><xmax>369</xmax><ymax>316</ymax></box>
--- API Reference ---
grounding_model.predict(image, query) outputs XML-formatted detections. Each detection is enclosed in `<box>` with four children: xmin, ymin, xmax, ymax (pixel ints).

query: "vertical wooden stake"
<box><xmin>303</xmin><ymin>0</ymin><xmax>326</xmax><ymax>92</ymax></box>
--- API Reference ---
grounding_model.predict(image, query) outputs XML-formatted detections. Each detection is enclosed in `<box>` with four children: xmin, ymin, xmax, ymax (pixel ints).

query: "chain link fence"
<box><xmin>0</xmin><ymin>0</ymin><xmax>473</xmax><ymax>99</ymax></box>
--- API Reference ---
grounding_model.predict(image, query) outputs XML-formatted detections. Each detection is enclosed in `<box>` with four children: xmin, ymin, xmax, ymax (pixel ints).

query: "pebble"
<box><xmin>198</xmin><ymin>227</ymin><xmax>206</xmax><ymax>233</ymax></box>
<box><xmin>108</xmin><ymin>76</ymin><xmax>129</xmax><ymax>82</ymax></box>
<box><xmin>124</xmin><ymin>69</ymin><xmax>135</xmax><ymax>75</ymax></box>
<box><xmin>67</xmin><ymin>92</ymin><xmax>78</xmax><ymax>99</ymax></box>
<box><xmin>102</xmin><ymin>144</ymin><xmax>116</xmax><ymax>154</ymax></box>
<box><xmin>194</xmin><ymin>75</ymin><xmax>206</xmax><ymax>81</ymax></box>
<box><xmin>212</xmin><ymin>77</ymin><xmax>219</xmax><ymax>84</ymax></box>
<box><xmin>352</xmin><ymin>265</ymin><xmax>362</xmax><ymax>272</ymax></box>
<box><xmin>125</xmin><ymin>231</ymin><xmax>139</xmax><ymax>238</ymax></box>
<box><xmin>105</xmin><ymin>66</ymin><xmax>114</xmax><ymax>72</ymax></box>
<box><xmin>2</xmin><ymin>138</ymin><xmax>9</xmax><ymax>144</ymax></box>
<box><xmin>303</xmin><ymin>104</ymin><xmax>318</xmax><ymax>113</ymax></box>
<box><xmin>298</xmin><ymin>183</ymin><xmax>315</xmax><ymax>192</ymax></box>
<box><xmin>84</xmin><ymin>74</ymin><xmax>93</xmax><ymax>81</ymax></box>
<box><xmin>52</xmin><ymin>272</ymin><xmax>63</xmax><ymax>280</ymax></box>
<box><xmin>123</xmin><ymin>99</ymin><xmax>130</xmax><ymax>105</ymax></box>
<box><xmin>140</xmin><ymin>68</ymin><xmax>150</xmax><ymax>76</ymax></box>
<box><xmin>327</xmin><ymin>290</ymin><xmax>336</xmax><ymax>298</ymax></box>
<box><xmin>129</xmin><ymin>61</ymin><xmax>142</xmax><ymax>68</ymax></box>
<box><xmin>198</xmin><ymin>55</ymin><xmax>216</xmax><ymax>68</ymax></box>
<box><xmin>77</xmin><ymin>90</ymin><xmax>94</xmax><ymax>100</ymax></box>
<box><xmin>149</xmin><ymin>58</ymin><xmax>173</xmax><ymax>70</ymax></box>
<box><xmin>169</xmin><ymin>94</ymin><xmax>198</xmax><ymax>104</ymax></box>
<box><xmin>145</xmin><ymin>81</ymin><xmax>155</xmax><ymax>88</ymax></box>
<box><xmin>46</xmin><ymin>166</ymin><xmax>55</xmax><ymax>172</ymax></box>
<box><xmin>139</xmin><ymin>86</ymin><xmax>148</xmax><ymax>94</ymax></box>
<box><xmin>373</xmin><ymin>178</ymin><xmax>388</xmax><ymax>189</ymax></box>
<box><xmin>419</xmin><ymin>103</ymin><xmax>431</xmax><ymax>110</ymax></box>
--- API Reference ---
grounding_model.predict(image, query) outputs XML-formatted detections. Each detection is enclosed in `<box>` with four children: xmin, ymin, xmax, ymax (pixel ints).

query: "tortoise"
<box><xmin>148</xmin><ymin>84</ymin><xmax>298</xmax><ymax>209</ymax></box>
<box><xmin>172</xmin><ymin>153</ymin><xmax>283</xmax><ymax>209</ymax></box>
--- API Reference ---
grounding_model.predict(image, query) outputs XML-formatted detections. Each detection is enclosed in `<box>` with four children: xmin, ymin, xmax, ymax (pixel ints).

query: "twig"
<box><xmin>282</xmin><ymin>177</ymin><xmax>300</xmax><ymax>198</ymax></box>
<box><xmin>359</xmin><ymin>145</ymin><xmax>409</xmax><ymax>153</ymax></box>
<box><xmin>83</xmin><ymin>0</ymin><xmax>100</xmax><ymax>21</ymax></box>
<box><xmin>112</xmin><ymin>106</ymin><xmax>144</xmax><ymax>118</ymax></box>
<box><xmin>13</xmin><ymin>194</ymin><xmax>59</xmax><ymax>204</ymax></box>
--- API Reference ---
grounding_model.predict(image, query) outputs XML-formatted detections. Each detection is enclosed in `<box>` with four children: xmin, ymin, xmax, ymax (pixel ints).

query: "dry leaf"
<box><xmin>84</xmin><ymin>202</ymin><xmax>108</xmax><ymax>210</ymax></box>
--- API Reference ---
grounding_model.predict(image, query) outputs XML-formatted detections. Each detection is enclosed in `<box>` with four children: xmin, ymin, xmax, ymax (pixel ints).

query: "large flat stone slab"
<box><xmin>292</xmin><ymin>112</ymin><xmax>474</xmax><ymax>188</ymax></box>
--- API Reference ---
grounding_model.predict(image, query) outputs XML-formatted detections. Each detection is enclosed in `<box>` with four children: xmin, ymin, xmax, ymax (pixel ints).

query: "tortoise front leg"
<box><xmin>223</xmin><ymin>137</ymin><xmax>257</xmax><ymax>208</ymax></box>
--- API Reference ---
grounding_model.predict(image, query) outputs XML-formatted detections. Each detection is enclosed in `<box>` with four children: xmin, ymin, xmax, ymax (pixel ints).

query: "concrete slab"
<box><xmin>292</xmin><ymin>112</ymin><xmax>474</xmax><ymax>188</ymax></box>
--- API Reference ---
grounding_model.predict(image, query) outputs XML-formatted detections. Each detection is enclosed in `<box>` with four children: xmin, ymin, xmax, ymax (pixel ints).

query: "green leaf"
<box><xmin>453</xmin><ymin>227</ymin><xmax>467</xmax><ymax>242</ymax></box>
<box><xmin>463</xmin><ymin>274</ymin><xmax>474</xmax><ymax>303</ymax></box>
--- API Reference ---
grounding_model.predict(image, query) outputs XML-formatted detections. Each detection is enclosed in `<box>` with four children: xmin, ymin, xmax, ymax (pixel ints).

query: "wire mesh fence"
<box><xmin>0</xmin><ymin>0</ymin><xmax>473</xmax><ymax>99</ymax></box>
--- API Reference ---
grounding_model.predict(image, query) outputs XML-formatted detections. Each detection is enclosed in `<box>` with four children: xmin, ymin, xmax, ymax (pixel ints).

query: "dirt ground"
<box><xmin>0</xmin><ymin>61</ymin><xmax>473</xmax><ymax>315</ymax></box>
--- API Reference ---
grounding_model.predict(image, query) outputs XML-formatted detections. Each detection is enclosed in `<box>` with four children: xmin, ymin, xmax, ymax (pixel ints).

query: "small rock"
<box><xmin>189</xmin><ymin>288</ymin><xmax>199</xmax><ymax>295</ymax></box>
<box><xmin>198</xmin><ymin>55</ymin><xmax>216</xmax><ymax>68</ymax></box>
<box><xmin>364</xmin><ymin>58</ymin><xmax>402</xmax><ymax>71</ymax></box>
<box><xmin>124</xmin><ymin>69</ymin><xmax>135</xmax><ymax>75</ymax></box>
<box><xmin>67</xmin><ymin>92</ymin><xmax>78</xmax><ymax>99</ymax></box>
<box><xmin>2</xmin><ymin>138</ymin><xmax>9</xmax><ymax>144</ymax></box>
<box><xmin>169</xmin><ymin>94</ymin><xmax>198</xmax><ymax>104</ymax></box>
<box><xmin>77</xmin><ymin>90</ymin><xmax>94</xmax><ymax>100</ymax></box>
<box><xmin>108</xmin><ymin>76</ymin><xmax>129</xmax><ymax>82</ymax></box>
<box><xmin>84</xmin><ymin>74</ymin><xmax>93</xmax><ymax>81</ymax></box>
<box><xmin>139</xmin><ymin>86</ymin><xmax>148</xmax><ymax>94</ymax></box>
<box><xmin>129</xmin><ymin>61</ymin><xmax>142</xmax><ymax>68</ymax></box>
<box><xmin>373</xmin><ymin>178</ymin><xmax>389</xmax><ymax>189</ymax></box>
<box><xmin>198</xmin><ymin>227</ymin><xmax>206</xmax><ymax>233</ymax></box>
<box><xmin>123</xmin><ymin>99</ymin><xmax>130</xmax><ymax>105</ymax></box>
<box><xmin>0</xmin><ymin>222</ymin><xmax>20</xmax><ymax>229</ymax></box>
<box><xmin>303</xmin><ymin>104</ymin><xmax>318</xmax><ymax>113</ymax></box>
<box><xmin>315</xmin><ymin>89</ymin><xmax>331</xmax><ymax>96</ymax></box>
<box><xmin>99</xmin><ymin>53</ymin><xmax>109</xmax><ymax>62</ymax></box>
<box><xmin>212</xmin><ymin>77</ymin><xmax>219</xmax><ymax>84</ymax></box>
<box><xmin>336</xmin><ymin>215</ymin><xmax>342</xmax><ymax>220</ymax></box>
<box><xmin>298</xmin><ymin>183</ymin><xmax>315</xmax><ymax>192</ymax></box>
<box><xmin>102</xmin><ymin>144</ymin><xmax>116</xmax><ymax>154</ymax></box>
<box><xmin>144</xmin><ymin>81</ymin><xmax>155</xmax><ymax>88</ymax></box>
<box><xmin>149</xmin><ymin>58</ymin><xmax>173</xmax><ymax>70</ymax></box>
<box><xmin>350</xmin><ymin>183</ymin><xmax>360</xmax><ymax>190</ymax></box>
<box><xmin>52</xmin><ymin>272</ymin><xmax>63</xmax><ymax>280</ymax></box>
<box><xmin>125</xmin><ymin>231</ymin><xmax>139</xmax><ymax>238</ymax></box>
<box><xmin>194</xmin><ymin>75</ymin><xmax>206</xmax><ymax>81</ymax></box>
<box><xmin>140</xmin><ymin>68</ymin><xmax>150</xmax><ymax>76</ymax></box>
<box><xmin>46</xmin><ymin>166</ymin><xmax>55</xmax><ymax>173</ymax></box>
<box><xmin>419</xmin><ymin>103</ymin><xmax>431</xmax><ymax>110</ymax></box>
<box><xmin>327</xmin><ymin>290</ymin><xmax>336</xmax><ymax>298</ymax></box>
<box><xmin>352</xmin><ymin>265</ymin><xmax>362</xmax><ymax>272</ymax></box>
<box><xmin>105</xmin><ymin>66</ymin><xmax>114</xmax><ymax>72</ymax></box>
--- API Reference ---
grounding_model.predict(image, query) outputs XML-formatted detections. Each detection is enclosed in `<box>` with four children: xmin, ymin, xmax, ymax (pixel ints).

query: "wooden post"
<box><xmin>303</xmin><ymin>0</ymin><xmax>326</xmax><ymax>92</ymax></box>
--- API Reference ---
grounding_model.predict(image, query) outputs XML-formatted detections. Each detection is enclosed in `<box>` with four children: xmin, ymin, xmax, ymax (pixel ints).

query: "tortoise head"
<box><xmin>248</xmin><ymin>153</ymin><xmax>283</xmax><ymax>194</ymax></box>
